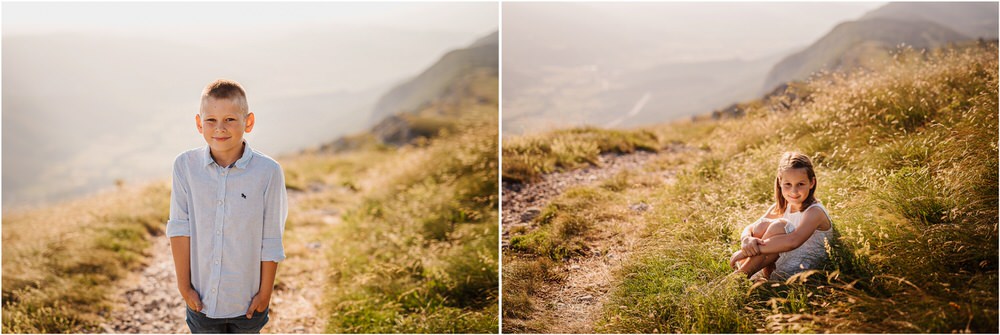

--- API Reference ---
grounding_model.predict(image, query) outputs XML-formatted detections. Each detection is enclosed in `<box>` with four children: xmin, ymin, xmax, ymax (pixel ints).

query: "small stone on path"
<box><xmin>629</xmin><ymin>202</ymin><xmax>650</xmax><ymax>212</ymax></box>
<box><xmin>521</xmin><ymin>208</ymin><xmax>542</xmax><ymax>222</ymax></box>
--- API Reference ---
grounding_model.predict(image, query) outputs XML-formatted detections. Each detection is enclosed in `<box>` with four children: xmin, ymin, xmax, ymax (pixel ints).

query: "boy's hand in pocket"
<box><xmin>181</xmin><ymin>286</ymin><xmax>204</xmax><ymax>312</ymax></box>
<box><xmin>245</xmin><ymin>291</ymin><xmax>270</xmax><ymax>319</ymax></box>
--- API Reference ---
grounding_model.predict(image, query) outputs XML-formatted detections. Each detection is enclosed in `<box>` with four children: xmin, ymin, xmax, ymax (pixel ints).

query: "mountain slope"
<box><xmin>322</xmin><ymin>31</ymin><xmax>498</xmax><ymax>150</ymax></box>
<box><xmin>369</xmin><ymin>31</ymin><xmax>499</xmax><ymax>124</ymax></box>
<box><xmin>299</xmin><ymin>33</ymin><xmax>499</xmax><ymax>334</ymax></box>
<box><xmin>762</xmin><ymin>2</ymin><xmax>998</xmax><ymax>93</ymax></box>
<box><xmin>762</xmin><ymin>18</ymin><xmax>967</xmax><ymax>93</ymax></box>
<box><xmin>861</xmin><ymin>2</ymin><xmax>999</xmax><ymax>39</ymax></box>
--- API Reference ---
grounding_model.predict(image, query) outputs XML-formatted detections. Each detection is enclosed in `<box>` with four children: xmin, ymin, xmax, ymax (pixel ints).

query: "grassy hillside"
<box><xmin>503</xmin><ymin>44</ymin><xmax>997</xmax><ymax>332</ymax></box>
<box><xmin>2</xmin><ymin>183</ymin><xmax>170</xmax><ymax>332</ymax></box>
<box><xmin>3</xmin><ymin>120</ymin><xmax>498</xmax><ymax>335</ymax></box>
<box><xmin>3</xmin><ymin>54</ymin><xmax>500</xmax><ymax>335</ymax></box>
<box><xmin>308</xmin><ymin>116</ymin><xmax>498</xmax><ymax>333</ymax></box>
<box><xmin>304</xmin><ymin>48</ymin><xmax>500</xmax><ymax>332</ymax></box>
<box><xmin>502</xmin><ymin>127</ymin><xmax>660</xmax><ymax>183</ymax></box>
<box><xmin>762</xmin><ymin>18</ymin><xmax>966</xmax><ymax>94</ymax></box>
<box><xmin>3</xmin><ymin>128</ymin><xmax>499</xmax><ymax>334</ymax></box>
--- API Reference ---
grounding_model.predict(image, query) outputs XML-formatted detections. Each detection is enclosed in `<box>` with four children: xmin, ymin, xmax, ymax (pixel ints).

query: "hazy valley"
<box><xmin>502</xmin><ymin>2</ymin><xmax>998</xmax><ymax>135</ymax></box>
<box><xmin>3</xmin><ymin>26</ymin><xmax>484</xmax><ymax>206</ymax></box>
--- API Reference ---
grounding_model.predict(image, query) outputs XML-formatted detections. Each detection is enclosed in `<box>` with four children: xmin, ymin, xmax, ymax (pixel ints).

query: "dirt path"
<box><xmin>100</xmin><ymin>235</ymin><xmax>187</xmax><ymax>334</ymax></box>
<box><xmin>502</xmin><ymin>150</ymin><xmax>664</xmax><ymax>246</ymax></box>
<box><xmin>102</xmin><ymin>187</ymin><xmax>337</xmax><ymax>333</ymax></box>
<box><xmin>530</xmin><ymin>216</ymin><xmax>649</xmax><ymax>333</ymax></box>
<box><xmin>503</xmin><ymin>147</ymin><xmax>681</xmax><ymax>333</ymax></box>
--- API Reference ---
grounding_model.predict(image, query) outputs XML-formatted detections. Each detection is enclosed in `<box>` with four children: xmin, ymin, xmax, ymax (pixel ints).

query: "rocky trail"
<box><xmin>502</xmin><ymin>147</ymin><xmax>683</xmax><ymax>333</ymax></box>
<box><xmin>100</xmin><ymin>185</ymin><xmax>340</xmax><ymax>334</ymax></box>
<box><xmin>502</xmin><ymin>150</ymin><xmax>664</xmax><ymax>246</ymax></box>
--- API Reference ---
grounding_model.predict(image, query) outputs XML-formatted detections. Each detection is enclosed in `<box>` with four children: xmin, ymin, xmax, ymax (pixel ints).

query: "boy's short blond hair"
<box><xmin>201</xmin><ymin>79</ymin><xmax>249</xmax><ymax>116</ymax></box>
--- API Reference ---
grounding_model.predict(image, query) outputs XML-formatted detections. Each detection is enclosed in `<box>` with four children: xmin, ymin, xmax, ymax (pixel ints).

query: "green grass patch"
<box><xmin>508</xmin><ymin>186</ymin><xmax>621</xmax><ymax>260</ymax></box>
<box><xmin>322</xmin><ymin>113</ymin><xmax>498</xmax><ymax>333</ymax></box>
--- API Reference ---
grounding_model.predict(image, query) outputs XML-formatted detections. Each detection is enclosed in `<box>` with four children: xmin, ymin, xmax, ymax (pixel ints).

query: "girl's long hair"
<box><xmin>773</xmin><ymin>152</ymin><xmax>817</xmax><ymax>215</ymax></box>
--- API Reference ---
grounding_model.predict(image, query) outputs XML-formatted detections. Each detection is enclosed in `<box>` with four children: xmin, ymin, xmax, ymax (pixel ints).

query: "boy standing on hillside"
<box><xmin>167</xmin><ymin>79</ymin><xmax>287</xmax><ymax>333</ymax></box>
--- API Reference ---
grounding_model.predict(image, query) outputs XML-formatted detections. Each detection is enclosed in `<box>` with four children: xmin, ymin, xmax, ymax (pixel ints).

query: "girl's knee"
<box><xmin>763</xmin><ymin>221</ymin><xmax>787</xmax><ymax>238</ymax></box>
<box><xmin>751</xmin><ymin>220</ymin><xmax>770</xmax><ymax>238</ymax></box>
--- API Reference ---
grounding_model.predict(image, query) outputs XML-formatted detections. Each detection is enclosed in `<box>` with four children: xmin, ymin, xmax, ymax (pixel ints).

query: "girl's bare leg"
<box><xmin>733</xmin><ymin>220</ymin><xmax>769</xmax><ymax>274</ymax></box>
<box><xmin>737</xmin><ymin>221</ymin><xmax>786</xmax><ymax>279</ymax></box>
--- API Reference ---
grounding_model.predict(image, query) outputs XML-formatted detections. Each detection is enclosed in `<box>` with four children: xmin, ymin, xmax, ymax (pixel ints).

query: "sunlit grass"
<box><xmin>508</xmin><ymin>186</ymin><xmax>622</xmax><ymax>260</ymax></box>
<box><xmin>602</xmin><ymin>44</ymin><xmax>998</xmax><ymax>333</ymax></box>
<box><xmin>320</xmin><ymin>113</ymin><xmax>499</xmax><ymax>333</ymax></box>
<box><xmin>2</xmin><ymin>182</ymin><xmax>170</xmax><ymax>333</ymax></box>
<box><xmin>501</xmin><ymin>161</ymin><xmax>668</xmax><ymax>331</ymax></box>
<box><xmin>502</xmin><ymin>44</ymin><xmax>998</xmax><ymax>333</ymax></box>
<box><xmin>502</xmin><ymin>127</ymin><xmax>660</xmax><ymax>183</ymax></box>
<box><xmin>3</xmin><ymin>72</ymin><xmax>500</xmax><ymax>334</ymax></box>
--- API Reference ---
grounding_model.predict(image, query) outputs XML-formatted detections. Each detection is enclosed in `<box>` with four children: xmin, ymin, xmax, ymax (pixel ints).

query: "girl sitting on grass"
<box><xmin>728</xmin><ymin>152</ymin><xmax>834</xmax><ymax>280</ymax></box>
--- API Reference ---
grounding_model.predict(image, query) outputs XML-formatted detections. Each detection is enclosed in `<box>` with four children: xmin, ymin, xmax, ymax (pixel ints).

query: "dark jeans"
<box><xmin>185</xmin><ymin>306</ymin><xmax>269</xmax><ymax>333</ymax></box>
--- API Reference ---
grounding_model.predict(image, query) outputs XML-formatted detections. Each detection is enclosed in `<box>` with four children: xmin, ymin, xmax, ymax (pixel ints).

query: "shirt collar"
<box><xmin>202</xmin><ymin>140</ymin><xmax>255</xmax><ymax>169</ymax></box>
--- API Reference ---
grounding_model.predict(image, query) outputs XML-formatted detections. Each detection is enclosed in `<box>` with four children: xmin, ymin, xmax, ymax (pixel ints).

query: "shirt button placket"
<box><xmin>211</xmin><ymin>166</ymin><xmax>229</xmax><ymax>311</ymax></box>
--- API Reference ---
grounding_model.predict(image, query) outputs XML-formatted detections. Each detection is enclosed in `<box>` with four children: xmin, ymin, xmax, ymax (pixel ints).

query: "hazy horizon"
<box><xmin>3</xmin><ymin>2</ymin><xmax>499</xmax><ymax>92</ymax></box>
<box><xmin>502</xmin><ymin>2</ymin><xmax>887</xmax><ymax>135</ymax></box>
<box><xmin>2</xmin><ymin>2</ymin><xmax>498</xmax><ymax>208</ymax></box>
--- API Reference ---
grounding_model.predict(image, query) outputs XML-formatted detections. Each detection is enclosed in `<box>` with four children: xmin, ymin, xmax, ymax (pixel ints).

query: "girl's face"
<box><xmin>779</xmin><ymin>168</ymin><xmax>815</xmax><ymax>210</ymax></box>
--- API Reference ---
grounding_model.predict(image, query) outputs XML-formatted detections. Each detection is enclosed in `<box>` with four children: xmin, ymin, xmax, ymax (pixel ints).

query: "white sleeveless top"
<box><xmin>768</xmin><ymin>202</ymin><xmax>834</xmax><ymax>280</ymax></box>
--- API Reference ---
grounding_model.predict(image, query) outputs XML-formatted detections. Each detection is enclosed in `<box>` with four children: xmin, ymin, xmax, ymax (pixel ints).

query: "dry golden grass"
<box><xmin>3</xmin><ymin>181</ymin><xmax>170</xmax><ymax>333</ymax></box>
<box><xmin>319</xmin><ymin>115</ymin><xmax>499</xmax><ymax>333</ymax></box>
<box><xmin>503</xmin><ymin>43</ymin><xmax>998</xmax><ymax>333</ymax></box>
<box><xmin>604</xmin><ymin>44</ymin><xmax>998</xmax><ymax>333</ymax></box>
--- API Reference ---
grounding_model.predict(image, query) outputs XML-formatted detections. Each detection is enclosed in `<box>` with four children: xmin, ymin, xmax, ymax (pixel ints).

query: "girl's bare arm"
<box><xmin>758</xmin><ymin>208</ymin><xmax>829</xmax><ymax>253</ymax></box>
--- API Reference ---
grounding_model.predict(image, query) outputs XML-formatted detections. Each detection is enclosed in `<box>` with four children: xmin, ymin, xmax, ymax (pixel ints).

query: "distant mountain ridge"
<box><xmin>325</xmin><ymin>31</ymin><xmax>499</xmax><ymax>151</ymax></box>
<box><xmin>861</xmin><ymin>2</ymin><xmax>999</xmax><ymax>39</ymax></box>
<box><xmin>369</xmin><ymin>31</ymin><xmax>499</xmax><ymax>124</ymax></box>
<box><xmin>762</xmin><ymin>2</ymin><xmax>999</xmax><ymax>93</ymax></box>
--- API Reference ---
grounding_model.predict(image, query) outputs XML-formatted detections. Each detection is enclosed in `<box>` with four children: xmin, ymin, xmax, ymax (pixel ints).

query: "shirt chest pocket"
<box><xmin>226</xmin><ymin>185</ymin><xmax>266</xmax><ymax>229</ymax></box>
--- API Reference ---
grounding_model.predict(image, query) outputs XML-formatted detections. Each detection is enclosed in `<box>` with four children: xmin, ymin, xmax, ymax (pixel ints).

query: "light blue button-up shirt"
<box><xmin>166</xmin><ymin>141</ymin><xmax>287</xmax><ymax>319</ymax></box>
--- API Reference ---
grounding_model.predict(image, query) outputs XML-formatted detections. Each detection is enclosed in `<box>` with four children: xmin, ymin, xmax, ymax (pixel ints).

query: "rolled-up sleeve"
<box><xmin>261</xmin><ymin>164</ymin><xmax>287</xmax><ymax>262</ymax></box>
<box><xmin>166</xmin><ymin>156</ymin><xmax>192</xmax><ymax>237</ymax></box>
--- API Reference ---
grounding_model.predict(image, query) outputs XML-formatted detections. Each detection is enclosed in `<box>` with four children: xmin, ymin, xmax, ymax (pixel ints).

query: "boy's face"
<box><xmin>196</xmin><ymin>97</ymin><xmax>254</xmax><ymax>155</ymax></box>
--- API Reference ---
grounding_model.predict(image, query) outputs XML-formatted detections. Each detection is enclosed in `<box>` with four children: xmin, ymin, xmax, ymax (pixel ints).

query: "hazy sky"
<box><xmin>504</xmin><ymin>1</ymin><xmax>888</xmax><ymax>64</ymax></box>
<box><xmin>3</xmin><ymin>2</ymin><xmax>499</xmax><ymax>34</ymax></box>
<box><xmin>2</xmin><ymin>1</ymin><xmax>499</xmax><ymax>99</ymax></box>
<box><xmin>2</xmin><ymin>2</ymin><xmax>499</xmax><ymax>37</ymax></box>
